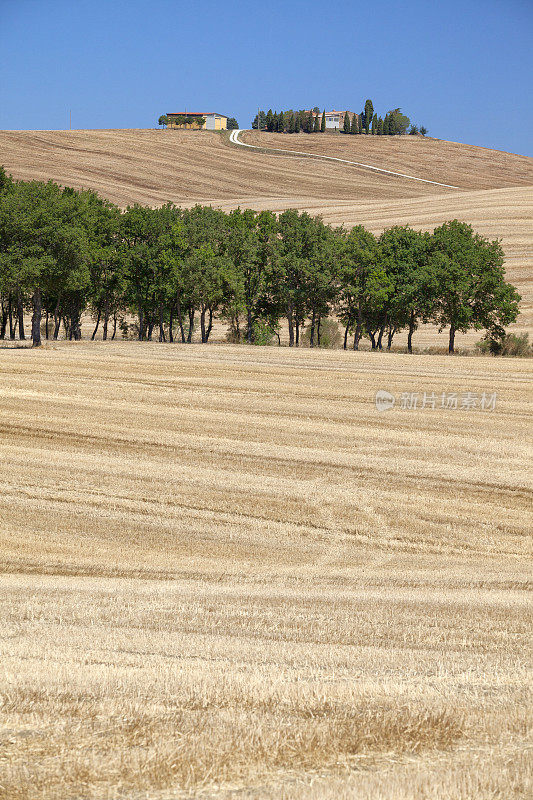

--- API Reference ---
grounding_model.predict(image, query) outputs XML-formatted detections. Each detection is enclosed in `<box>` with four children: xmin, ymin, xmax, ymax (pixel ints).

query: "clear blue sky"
<box><xmin>1</xmin><ymin>0</ymin><xmax>532</xmax><ymax>155</ymax></box>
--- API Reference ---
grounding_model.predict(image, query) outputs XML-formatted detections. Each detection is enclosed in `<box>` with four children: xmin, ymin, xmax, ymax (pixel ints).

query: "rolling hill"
<box><xmin>1</xmin><ymin>127</ymin><xmax>532</xmax><ymax>334</ymax></box>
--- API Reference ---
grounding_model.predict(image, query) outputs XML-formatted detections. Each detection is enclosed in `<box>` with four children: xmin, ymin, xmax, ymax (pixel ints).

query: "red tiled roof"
<box><xmin>167</xmin><ymin>112</ymin><xmax>226</xmax><ymax>117</ymax></box>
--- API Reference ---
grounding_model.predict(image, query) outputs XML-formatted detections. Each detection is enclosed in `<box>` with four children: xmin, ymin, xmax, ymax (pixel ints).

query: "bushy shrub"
<box><xmin>476</xmin><ymin>332</ymin><xmax>531</xmax><ymax>357</ymax></box>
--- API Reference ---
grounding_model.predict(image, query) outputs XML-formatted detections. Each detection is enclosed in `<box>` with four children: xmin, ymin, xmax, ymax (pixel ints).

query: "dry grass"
<box><xmin>0</xmin><ymin>342</ymin><xmax>531</xmax><ymax>799</ymax></box>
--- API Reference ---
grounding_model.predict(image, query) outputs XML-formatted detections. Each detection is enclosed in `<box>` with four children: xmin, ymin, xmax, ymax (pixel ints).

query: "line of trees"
<box><xmin>252</xmin><ymin>103</ymin><xmax>428</xmax><ymax>136</ymax></box>
<box><xmin>0</xmin><ymin>168</ymin><xmax>520</xmax><ymax>353</ymax></box>
<box><xmin>252</xmin><ymin>108</ymin><xmax>323</xmax><ymax>134</ymax></box>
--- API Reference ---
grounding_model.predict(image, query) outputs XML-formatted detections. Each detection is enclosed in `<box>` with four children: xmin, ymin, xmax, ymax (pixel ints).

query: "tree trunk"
<box><xmin>31</xmin><ymin>287</ymin><xmax>42</xmax><ymax>347</ymax></box>
<box><xmin>53</xmin><ymin>299</ymin><xmax>61</xmax><ymax>340</ymax></box>
<box><xmin>287</xmin><ymin>305</ymin><xmax>294</xmax><ymax>347</ymax></box>
<box><xmin>343</xmin><ymin>323</ymin><xmax>350</xmax><ymax>350</ymax></box>
<box><xmin>295</xmin><ymin>320</ymin><xmax>300</xmax><ymax>346</ymax></box>
<box><xmin>45</xmin><ymin>310</ymin><xmax>49</xmax><ymax>340</ymax></box>
<box><xmin>176</xmin><ymin>293</ymin><xmax>186</xmax><ymax>342</ymax></box>
<box><xmin>17</xmin><ymin>292</ymin><xmax>25</xmax><ymax>340</ymax></box>
<box><xmin>91</xmin><ymin>308</ymin><xmax>101</xmax><ymax>340</ymax></box>
<box><xmin>147</xmin><ymin>320</ymin><xmax>154</xmax><ymax>341</ymax></box>
<box><xmin>0</xmin><ymin>301</ymin><xmax>7</xmax><ymax>339</ymax></box>
<box><xmin>158</xmin><ymin>304</ymin><xmax>165</xmax><ymax>342</ymax></box>
<box><xmin>316</xmin><ymin>315</ymin><xmax>322</xmax><ymax>347</ymax></box>
<box><xmin>102</xmin><ymin>299</ymin><xmax>109</xmax><ymax>341</ymax></box>
<box><xmin>387</xmin><ymin>327</ymin><xmax>394</xmax><ymax>350</ymax></box>
<box><xmin>111</xmin><ymin>312</ymin><xmax>117</xmax><ymax>340</ymax></box>
<box><xmin>246</xmin><ymin>304</ymin><xmax>253</xmax><ymax>343</ymax></box>
<box><xmin>168</xmin><ymin>306</ymin><xmax>174</xmax><ymax>343</ymax></box>
<box><xmin>377</xmin><ymin>324</ymin><xmax>385</xmax><ymax>350</ymax></box>
<box><xmin>369</xmin><ymin>331</ymin><xmax>377</xmax><ymax>349</ymax></box>
<box><xmin>353</xmin><ymin>310</ymin><xmax>362</xmax><ymax>350</ymax></box>
<box><xmin>407</xmin><ymin>311</ymin><xmax>416</xmax><ymax>354</ymax></box>
<box><xmin>8</xmin><ymin>297</ymin><xmax>15</xmax><ymax>340</ymax></box>
<box><xmin>309</xmin><ymin>308</ymin><xmax>316</xmax><ymax>348</ymax></box>
<box><xmin>187</xmin><ymin>308</ymin><xmax>194</xmax><ymax>343</ymax></box>
<box><xmin>138</xmin><ymin>309</ymin><xmax>144</xmax><ymax>341</ymax></box>
<box><xmin>206</xmin><ymin>308</ymin><xmax>213</xmax><ymax>342</ymax></box>
<box><xmin>200</xmin><ymin>308</ymin><xmax>207</xmax><ymax>343</ymax></box>
<box><xmin>448</xmin><ymin>323</ymin><xmax>456</xmax><ymax>354</ymax></box>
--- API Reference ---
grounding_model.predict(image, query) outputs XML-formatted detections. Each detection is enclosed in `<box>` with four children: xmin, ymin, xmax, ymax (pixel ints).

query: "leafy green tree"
<box><xmin>350</xmin><ymin>113</ymin><xmax>358</xmax><ymax>134</ymax></box>
<box><xmin>409</xmin><ymin>124</ymin><xmax>419</xmax><ymax>135</ymax></box>
<box><xmin>320</xmin><ymin>110</ymin><xmax>326</xmax><ymax>132</ymax></box>
<box><xmin>371</xmin><ymin>113</ymin><xmax>378</xmax><ymax>134</ymax></box>
<box><xmin>313</xmin><ymin>113</ymin><xmax>320</xmax><ymax>132</ymax></box>
<box><xmin>358</xmin><ymin>115</ymin><xmax>363</xmax><ymax>134</ymax></box>
<box><xmin>265</xmin><ymin>109</ymin><xmax>274</xmax><ymax>132</ymax></box>
<box><xmin>226</xmin><ymin>117</ymin><xmax>239</xmax><ymax>130</ymax></box>
<box><xmin>0</xmin><ymin>179</ymin><xmax>92</xmax><ymax>346</ymax></box>
<box><xmin>379</xmin><ymin>226</ymin><xmax>436</xmax><ymax>352</ymax></box>
<box><xmin>338</xmin><ymin>226</ymin><xmax>391</xmax><ymax>349</ymax></box>
<box><xmin>158</xmin><ymin>115</ymin><xmax>168</xmax><ymax>128</ymax></box>
<box><xmin>388</xmin><ymin>108</ymin><xmax>410</xmax><ymax>135</ymax></box>
<box><xmin>419</xmin><ymin>126</ymin><xmax>428</xmax><ymax>136</ymax></box>
<box><xmin>226</xmin><ymin>208</ymin><xmax>277</xmax><ymax>343</ymax></box>
<box><xmin>377</xmin><ymin>116</ymin><xmax>384</xmax><ymax>135</ymax></box>
<box><xmin>430</xmin><ymin>220</ymin><xmax>520</xmax><ymax>353</ymax></box>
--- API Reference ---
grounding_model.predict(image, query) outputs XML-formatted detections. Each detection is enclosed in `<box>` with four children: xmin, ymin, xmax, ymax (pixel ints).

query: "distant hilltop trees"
<box><xmin>252</xmin><ymin>101</ymin><xmax>428</xmax><ymax>136</ymax></box>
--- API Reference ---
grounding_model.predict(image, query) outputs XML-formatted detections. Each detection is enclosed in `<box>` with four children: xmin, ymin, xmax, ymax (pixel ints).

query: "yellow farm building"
<box><xmin>167</xmin><ymin>112</ymin><xmax>228</xmax><ymax>130</ymax></box>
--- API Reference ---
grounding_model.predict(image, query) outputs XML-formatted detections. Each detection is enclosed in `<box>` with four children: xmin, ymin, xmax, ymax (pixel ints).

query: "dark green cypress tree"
<box><xmin>313</xmin><ymin>113</ymin><xmax>320</xmax><ymax>132</ymax></box>
<box><xmin>371</xmin><ymin>113</ymin><xmax>378</xmax><ymax>134</ymax></box>
<box><xmin>358</xmin><ymin>115</ymin><xmax>363</xmax><ymax>134</ymax></box>
<box><xmin>383</xmin><ymin>113</ymin><xmax>390</xmax><ymax>135</ymax></box>
<box><xmin>306</xmin><ymin>111</ymin><xmax>314</xmax><ymax>133</ymax></box>
<box><xmin>364</xmin><ymin>99</ymin><xmax>374</xmax><ymax>133</ymax></box>
<box><xmin>266</xmin><ymin>109</ymin><xmax>274</xmax><ymax>132</ymax></box>
<box><xmin>289</xmin><ymin>113</ymin><xmax>296</xmax><ymax>133</ymax></box>
<box><xmin>320</xmin><ymin>110</ymin><xmax>326</xmax><ymax>132</ymax></box>
<box><xmin>343</xmin><ymin>111</ymin><xmax>351</xmax><ymax>134</ymax></box>
<box><xmin>377</xmin><ymin>116</ymin><xmax>384</xmax><ymax>135</ymax></box>
<box><xmin>350</xmin><ymin>113</ymin><xmax>358</xmax><ymax>134</ymax></box>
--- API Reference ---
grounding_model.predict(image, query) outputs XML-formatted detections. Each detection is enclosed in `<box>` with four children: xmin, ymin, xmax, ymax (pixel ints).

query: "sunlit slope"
<box><xmin>240</xmin><ymin>131</ymin><xmax>533</xmax><ymax>191</ymax></box>
<box><xmin>1</xmin><ymin>128</ymin><xmax>532</xmax><ymax>208</ymax></box>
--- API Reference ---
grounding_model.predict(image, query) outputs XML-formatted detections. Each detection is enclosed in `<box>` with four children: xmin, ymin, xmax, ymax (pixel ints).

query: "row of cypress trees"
<box><xmin>252</xmin><ymin>102</ymin><xmax>427</xmax><ymax>136</ymax></box>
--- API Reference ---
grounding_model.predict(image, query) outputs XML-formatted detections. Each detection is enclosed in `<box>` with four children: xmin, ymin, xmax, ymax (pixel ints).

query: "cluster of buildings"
<box><xmin>165</xmin><ymin>109</ymin><xmax>360</xmax><ymax>132</ymax></box>
<box><xmin>310</xmin><ymin>110</ymin><xmax>359</xmax><ymax>129</ymax></box>
<box><xmin>166</xmin><ymin>112</ymin><xmax>228</xmax><ymax>130</ymax></box>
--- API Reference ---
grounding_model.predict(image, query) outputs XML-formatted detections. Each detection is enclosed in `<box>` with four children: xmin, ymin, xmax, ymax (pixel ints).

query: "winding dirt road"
<box><xmin>229</xmin><ymin>128</ymin><xmax>460</xmax><ymax>189</ymax></box>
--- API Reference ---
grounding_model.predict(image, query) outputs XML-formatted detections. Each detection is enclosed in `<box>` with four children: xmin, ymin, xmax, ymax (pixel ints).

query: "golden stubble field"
<box><xmin>0</xmin><ymin>341</ymin><xmax>531</xmax><ymax>799</ymax></box>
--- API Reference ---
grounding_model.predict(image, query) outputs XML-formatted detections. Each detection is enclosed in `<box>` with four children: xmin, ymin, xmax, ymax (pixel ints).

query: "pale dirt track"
<box><xmin>1</xmin><ymin>128</ymin><xmax>532</xmax><ymax>335</ymax></box>
<box><xmin>229</xmin><ymin>129</ymin><xmax>459</xmax><ymax>188</ymax></box>
<box><xmin>0</xmin><ymin>342</ymin><xmax>531</xmax><ymax>799</ymax></box>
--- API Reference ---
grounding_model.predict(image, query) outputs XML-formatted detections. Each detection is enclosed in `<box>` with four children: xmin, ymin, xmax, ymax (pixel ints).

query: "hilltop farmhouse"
<box><xmin>167</xmin><ymin>112</ymin><xmax>228</xmax><ymax>130</ymax></box>
<box><xmin>309</xmin><ymin>110</ymin><xmax>359</xmax><ymax>130</ymax></box>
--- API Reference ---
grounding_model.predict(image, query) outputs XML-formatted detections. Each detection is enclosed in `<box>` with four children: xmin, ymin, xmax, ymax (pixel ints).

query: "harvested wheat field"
<box><xmin>0</xmin><ymin>341</ymin><xmax>531</xmax><ymax>799</ymax></box>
